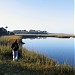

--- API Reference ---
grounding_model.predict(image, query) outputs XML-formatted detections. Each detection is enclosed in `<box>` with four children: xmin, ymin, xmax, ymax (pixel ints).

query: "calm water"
<box><xmin>22</xmin><ymin>37</ymin><xmax>74</xmax><ymax>66</ymax></box>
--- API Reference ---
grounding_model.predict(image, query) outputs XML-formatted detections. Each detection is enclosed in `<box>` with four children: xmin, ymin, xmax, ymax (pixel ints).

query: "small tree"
<box><xmin>5</xmin><ymin>26</ymin><xmax>8</xmax><ymax>31</ymax></box>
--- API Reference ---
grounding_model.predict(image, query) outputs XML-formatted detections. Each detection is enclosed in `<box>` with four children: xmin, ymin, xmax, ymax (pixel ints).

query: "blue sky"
<box><xmin>0</xmin><ymin>0</ymin><xmax>74</xmax><ymax>33</ymax></box>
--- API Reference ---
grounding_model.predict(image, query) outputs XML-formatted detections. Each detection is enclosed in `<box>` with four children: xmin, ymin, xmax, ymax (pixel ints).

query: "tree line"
<box><xmin>13</xmin><ymin>29</ymin><xmax>48</xmax><ymax>34</ymax></box>
<box><xmin>0</xmin><ymin>27</ymin><xmax>14</xmax><ymax>36</ymax></box>
<box><xmin>0</xmin><ymin>27</ymin><xmax>48</xmax><ymax>36</ymax></box>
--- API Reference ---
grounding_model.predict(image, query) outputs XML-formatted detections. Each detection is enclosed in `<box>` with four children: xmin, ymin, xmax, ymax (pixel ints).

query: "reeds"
<box><xmin>0</xmin><ymin>35</ymin><xmax>74</xmax><ymax>75</ymax></box>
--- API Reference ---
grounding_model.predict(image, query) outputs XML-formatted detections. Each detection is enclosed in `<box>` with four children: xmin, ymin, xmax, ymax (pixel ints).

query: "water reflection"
<box><xmin>22</xmin><ymin>37</ymin><xmax>47</xmax><ymax>39</ymax></box>
<box><xmin>22</xmin><ymin>37</ymin><xmax>74</xmax><ymax>66</ymax></box>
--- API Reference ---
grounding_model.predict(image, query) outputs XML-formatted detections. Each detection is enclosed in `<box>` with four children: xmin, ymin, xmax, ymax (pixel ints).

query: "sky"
<box><xmin>0</xmin><ymin>0</ymin><xmax>74</xmax><ymax>34</ymax></box>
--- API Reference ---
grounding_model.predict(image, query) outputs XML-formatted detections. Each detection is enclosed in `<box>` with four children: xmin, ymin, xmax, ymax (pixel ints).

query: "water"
<box><xmin>22</xmin><ymin>37</ymin><xmax>74</xmax><ymax>66</ymax></box>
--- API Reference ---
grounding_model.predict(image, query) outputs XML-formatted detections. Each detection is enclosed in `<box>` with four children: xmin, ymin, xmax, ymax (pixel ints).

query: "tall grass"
<box><xmin>0</xmin><ymin>35</ymin><xmax>74</xmax><ymax>75</ymax></box>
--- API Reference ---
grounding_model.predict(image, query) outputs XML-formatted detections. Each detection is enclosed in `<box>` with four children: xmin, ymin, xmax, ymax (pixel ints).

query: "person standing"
<box><xmin>11</xmin><ymin>39</ymin><xmax>19</xmax><ymax>61</ymax></box>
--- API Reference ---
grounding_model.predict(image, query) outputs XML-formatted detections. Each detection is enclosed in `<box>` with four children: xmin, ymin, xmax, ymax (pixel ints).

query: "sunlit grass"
<box><xmin>0</xmin><ymin>35</ymin><xmax>74</xmax><ymax>75</ymax></box>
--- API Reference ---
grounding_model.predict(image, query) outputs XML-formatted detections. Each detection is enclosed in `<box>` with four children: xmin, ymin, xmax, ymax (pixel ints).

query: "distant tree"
<box><xmin>5</xmin><ymin>26</ymin><xmax>8</xmax><ymax>31</ymax></box>
<box><xmin>13</xmin><ymin>29</ymin><xmax>48</xmax><ymax>34</ymax></box>
<box><xmin>5</xmin><ymin>26</ymin><xmax>8</xmax><ymax>29</ymax></box>
<box><xmin>0</xmin><ymin>27</ymin><xmax>8</xmax><ymax>36</ymax></box>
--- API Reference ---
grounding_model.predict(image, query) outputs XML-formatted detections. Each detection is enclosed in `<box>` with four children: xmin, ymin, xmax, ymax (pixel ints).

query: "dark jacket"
<box><xmin>11</xmin><ymin>42</ymin><xmax>19</xmax><ymax>51</ymax></box>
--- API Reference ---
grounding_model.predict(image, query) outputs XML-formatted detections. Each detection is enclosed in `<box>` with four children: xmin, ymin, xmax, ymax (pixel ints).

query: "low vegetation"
<box><xmin>0</xmin><ymin>35</ymin><xmax>74</xmax><ymax>75</ymax></box>
<box><xmin>15</xmin><ymin>34</ymin><xmax>75</xmax><ymax>38</ymax></box>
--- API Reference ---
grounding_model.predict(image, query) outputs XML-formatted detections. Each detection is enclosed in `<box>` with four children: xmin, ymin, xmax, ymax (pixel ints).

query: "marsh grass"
<box><xmin>0</xmin><ymin>35</ymin><xmax>74</xmax><ymax>75</ymax></box>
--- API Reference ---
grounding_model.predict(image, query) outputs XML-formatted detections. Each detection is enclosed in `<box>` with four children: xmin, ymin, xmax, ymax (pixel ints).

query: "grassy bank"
<box><xmin>15</xmin><ymin>34</ymin><xmax>75</xmax><ymax>38</ymax></box>
<box><xmin>0</xmin><ymin>35</ymin><xmax>74</xmax><ymax>75</ymax></box>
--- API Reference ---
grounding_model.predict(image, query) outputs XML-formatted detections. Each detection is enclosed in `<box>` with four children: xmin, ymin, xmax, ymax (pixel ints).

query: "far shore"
<box><xmin>15</xmin><ymin>33</ymin><xmax>75</xmax><ymax>38</ymax></box>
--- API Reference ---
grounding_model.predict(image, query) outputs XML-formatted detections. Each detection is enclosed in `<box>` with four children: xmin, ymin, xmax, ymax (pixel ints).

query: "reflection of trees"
<box><xmin>23</xmin><ymin>37</ymin><xmax>47</xmax><ymax>39</ymax></box>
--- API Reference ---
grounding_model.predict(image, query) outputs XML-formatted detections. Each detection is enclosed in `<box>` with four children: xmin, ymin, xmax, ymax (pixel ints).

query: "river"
<box><xmin>22</xmin><ymin>37</ymin><xmax>74</xmax><ymax>66</ymax></box>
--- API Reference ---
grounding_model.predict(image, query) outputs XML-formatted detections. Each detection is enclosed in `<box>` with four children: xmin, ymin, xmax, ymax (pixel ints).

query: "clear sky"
<box><xmin>0</xmin><ymin>0</ymin><xmax>74</xmax><ymax>34</ymax></box>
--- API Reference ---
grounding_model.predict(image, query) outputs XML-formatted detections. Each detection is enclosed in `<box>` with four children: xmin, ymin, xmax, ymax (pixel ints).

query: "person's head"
<box><xmin>13</xmin><ymin>39</ymin><xmax>17</xmax><ymax>43</ymax></box>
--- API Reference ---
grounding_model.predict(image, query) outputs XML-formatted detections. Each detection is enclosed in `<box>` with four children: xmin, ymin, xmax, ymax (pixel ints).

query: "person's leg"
<box><xmin>15</xmin><ymin>51</ymin><xmax>18</xmax><ymax>61</ymax></box>
<box><xmin>12</xmin><ymin>50</ymin><xmax>15</xmax><ymax>61</ymax></box>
